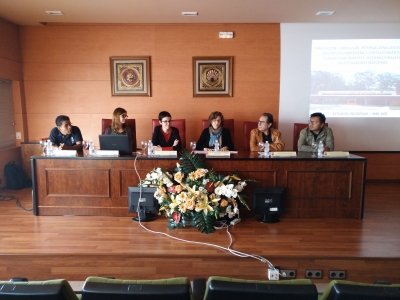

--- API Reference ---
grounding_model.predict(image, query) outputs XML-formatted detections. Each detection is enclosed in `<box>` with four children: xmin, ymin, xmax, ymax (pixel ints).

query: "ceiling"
<box><xmin>1</xmin><ymin>0</ymin><xmax>400</xmax><ymax>26</ymax></box>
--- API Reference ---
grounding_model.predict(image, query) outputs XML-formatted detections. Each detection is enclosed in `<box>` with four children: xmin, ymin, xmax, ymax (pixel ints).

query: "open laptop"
<box><xmin>98</xmin><ymin>134</ymin><xmax>131</xmax><ymax>155</ymax></box>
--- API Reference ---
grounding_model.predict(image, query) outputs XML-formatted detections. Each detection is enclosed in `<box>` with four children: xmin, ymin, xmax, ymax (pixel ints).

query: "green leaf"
<box><xmin>237</xmin><ymin>194</ymin><xmax>250</xmax><ymax>210</ymax></box>
<box><xmin>179</xmin><ymin>149</ymin><xmax>207</xmax><ymax>174</ymax></box>
<box><xmin>190</xmin><ymin>211</ymin><xmax>215</xmax><ymax>234</ymax></box>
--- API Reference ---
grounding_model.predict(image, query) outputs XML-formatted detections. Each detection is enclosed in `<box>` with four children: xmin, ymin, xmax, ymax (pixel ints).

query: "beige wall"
<box><xmin>18</xmin><ymin>23</ymin><xmax>281</xmax><ymax>150</ymax></box>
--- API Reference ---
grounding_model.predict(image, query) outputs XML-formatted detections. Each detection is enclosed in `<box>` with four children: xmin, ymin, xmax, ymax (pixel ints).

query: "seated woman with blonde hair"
<box><xmin>196</xmin><ymin>111</ymin><xmax>235</xmax><ymax>151</ymax></box>
<box><xmin>105</xmin><ymin>107</ymin><xmax>133</xmax><ymax>152</ymax></box>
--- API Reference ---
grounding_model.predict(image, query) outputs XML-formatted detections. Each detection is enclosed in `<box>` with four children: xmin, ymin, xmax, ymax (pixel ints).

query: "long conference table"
<box><xmin>31</xmin><ymin>151</ymin><xmax>366</xmax><ymax>219</ymax></box>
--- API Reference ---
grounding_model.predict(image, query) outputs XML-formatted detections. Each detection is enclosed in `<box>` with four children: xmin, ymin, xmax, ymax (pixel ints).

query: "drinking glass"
<box><xmin>141</xmin><ymin>141</ymin><xmax>148</xmax><ymax>155</ymax></box>
<box><xmin>311</xmin><ymin>141</ymin><xmax>317</xmax><ymax>158</ymax></box>
<box><xmin>258</xmin><ymin>142</ymin><xmax>264</xmax><ymax>152</ymax></box>
<box><xmin>39</xmin><ymin>140</ymin><xmax>47</xmax><ymax>156</ymax></box>
<box><xmin>82</xmin><ymin>141</ymin><xmax>90</xmax><ymax>157</ymax></box>
<box><xmin>190</xmin><ymin>141</ymin><xmax>196</xmax><ymax>152</ymax></box>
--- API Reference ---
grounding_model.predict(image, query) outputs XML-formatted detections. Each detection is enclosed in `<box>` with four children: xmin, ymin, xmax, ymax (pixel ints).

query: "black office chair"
<box><xmin>203</xmin><ymin>276</ymin><xmax>318</xmax><ymax>300</ymax></box>
<box><xmin>0</xmin><ymin>279</ymin><xmax>79</xmax><ymax>300</ymax></box>
<box><xmin>81</xmin><ymin>276</ymin><xmax>192</xmax><ymax>300</ymax></box>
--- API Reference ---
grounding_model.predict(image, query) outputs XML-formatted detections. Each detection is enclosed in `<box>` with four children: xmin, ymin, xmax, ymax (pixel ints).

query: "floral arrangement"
<box><xmin>140</xmin><ymin>150</ymin><xmax>253</xmax><ymax>234</ymax></box>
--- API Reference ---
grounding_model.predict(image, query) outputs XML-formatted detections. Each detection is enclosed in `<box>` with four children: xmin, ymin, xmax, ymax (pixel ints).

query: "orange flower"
<box><xmin>220</xmin><ymin>199</ymin><xmax>228</xmax><ymax>207</ymax></box>
<box><xmin>174</xmin><ymin>172</ymin><xmax>184</xmax><ymax>183</ymax></box>
<box><xmin>186</xmin><ymin>197</ymin><xmax>195</xmax><ymax>210</ymax></box>
<box><xmin>175</xmin><ymin>185</ymin><xmax>183</xmax><ymax>193</ymax></box>
<box><xmin>194</xmin><ymin>168</ymin><xmax>206</xmax><ymax>179</ymax></box>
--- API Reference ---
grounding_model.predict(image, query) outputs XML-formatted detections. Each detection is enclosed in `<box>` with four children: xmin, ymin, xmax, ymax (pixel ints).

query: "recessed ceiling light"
<box><xmin>316</xmin><ymin>11</ymin><xmax>335</xmax><ymax>16</ymax></box>
<box><xmin>219</xmin><ymin>32</ymin><xmax>234</xmax><ymax>39</ymax></box>
<box><xmin>45</xmin><ymin>11</ymin><xmax>64</xmax><ymax>16</ymax></box>
<box><xmin>182</xmin><ymin>12</ymin><xmax>198</xmax><ymax>16</ymax></box>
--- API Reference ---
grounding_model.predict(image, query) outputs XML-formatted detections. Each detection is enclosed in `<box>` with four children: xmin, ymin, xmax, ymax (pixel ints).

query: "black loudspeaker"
<box><xmin>252</xmin><ymin>188</ymin><xmax>286</xmax><ymax>223</ymax></box>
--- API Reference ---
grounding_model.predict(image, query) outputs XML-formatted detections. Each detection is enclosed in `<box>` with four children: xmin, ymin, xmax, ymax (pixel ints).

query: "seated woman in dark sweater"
<box><xmin>196</xmin><ymin>111</ymin><xmax>235</xmax><ymax>151</ymax></box>
<box><xmin>152</xmin><ymin>111</ymin><xmax>182</xmax><ymax>151</ymax></box>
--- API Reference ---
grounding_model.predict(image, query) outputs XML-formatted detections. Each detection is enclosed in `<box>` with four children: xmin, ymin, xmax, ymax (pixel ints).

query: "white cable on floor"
<box><xmin>132</xmin><ymin>155</ymin><xmax>277</xmax><ymax>271</ymax></box>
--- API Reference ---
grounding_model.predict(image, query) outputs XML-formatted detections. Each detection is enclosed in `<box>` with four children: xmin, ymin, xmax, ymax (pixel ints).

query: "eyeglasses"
<box><xmin>258</xmin><ymin>120</ymin><xmax>270</xmax><ymax>125</ymax></box>
<box><xmin>121</xmin><ymin>114</ymin><xmax>128</xmax><ymax>118</ymax></box>
<box><xmin>161</xmin><ymin>120</ymin><xmax>172</xmax><ymax>124</ymax></box>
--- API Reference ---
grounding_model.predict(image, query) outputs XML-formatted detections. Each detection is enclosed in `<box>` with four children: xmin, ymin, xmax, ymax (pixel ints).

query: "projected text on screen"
<box><xmin>310</xmin><ymin>39</ymin><xmax>400</xmax><ymax>117</ymax></box>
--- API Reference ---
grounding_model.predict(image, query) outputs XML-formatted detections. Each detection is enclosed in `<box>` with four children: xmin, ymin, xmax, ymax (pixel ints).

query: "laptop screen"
<box><xmin>98</xmin><ymin>134</ymin><xmax>131</xmax><ymax>155</ymax></box>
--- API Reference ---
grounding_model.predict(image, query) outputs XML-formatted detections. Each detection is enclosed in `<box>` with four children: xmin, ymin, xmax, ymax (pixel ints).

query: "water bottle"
<box><xmin>89</xmin><ymin>140</ymin><xmax>95</xmax><ymax>156</ymax></box>
<box><xmin>47</xmin><ymin>139</ymin><xmax>53</xmax><ymax>156</ymax></box>
<box><xmin>214</xmin><ymin>140</ymin><xmax>220</xmax><ymax>151</ymax></box>
<box><xmin>264</xmin><ymin>141</ymin><xmax>270</xmax><ymax>155</ymax></box>
<box><xmin>148</xmin><ymin>140</ymin><xmax>153</xmax><ymax>156</ymax></box>
<box><xmin>318</xmin><ymin>141</ymin><xmax>324</xmax><ymax>155</ymax></box>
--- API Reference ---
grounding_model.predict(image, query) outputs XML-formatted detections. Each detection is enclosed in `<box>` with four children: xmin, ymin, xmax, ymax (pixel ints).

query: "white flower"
<box><xmin>217</xmin><ymin>184</ymin><xmax>238</xmax><ymax>198</ymax></box>
<box><xmin>165</xmin><ymin>179</ymin><xmax>174</xmax><ymax>187</ymax></box>
<box><xmin>215</xmin><ymin>184</ymin><xmax>225</xmax><ymax>196</ymax></box>
<box><xmin>202</xmin><ymin>179</ymin><xmax>209</xmax><ymax>185</ymax></box>
<box><xmin>225</xmin><ymin>206</ymin><xmax>237</xmax><ymax>218</ymax></box>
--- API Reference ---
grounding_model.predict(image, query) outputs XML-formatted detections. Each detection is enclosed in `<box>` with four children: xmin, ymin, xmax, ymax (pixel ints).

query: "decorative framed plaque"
<box><xmin>193</xmin><ymin>56</ymin><xmax>233</xmax><ymax>97</ymax></box>
<box><xmin>110</xmin><ymin>56</ymin><xmax>151</xmax><ymax>96</ymax></box>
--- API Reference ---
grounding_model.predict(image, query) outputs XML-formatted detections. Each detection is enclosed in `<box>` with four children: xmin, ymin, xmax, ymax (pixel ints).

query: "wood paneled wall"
<box><xmin>353</xmin><ymin>151</ymin><xmax>400</xmax><ymax>181</ymax></box>
<box><xmin>2</xmin><ymin>20</ymin><xmax>400</xmax><ymax>180</ymax></box>
<box><xmin>18</xmin><ymin>23</ymin><xmax>281</xmax><ymax>150</ymax></box>
<box><xmin>0</xmin><ymin>17</ymin><xmax>26</xmax><ymax>147</ymax></box>
<box><xmin>0</xmin><ymin>18</ymin><xmax>22</xmax><ymax>80</ymax></box>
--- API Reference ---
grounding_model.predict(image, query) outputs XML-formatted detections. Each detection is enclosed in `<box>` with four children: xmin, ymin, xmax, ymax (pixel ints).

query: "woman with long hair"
<box><xmin>105</xmin><ymin>107</ymin><xmax>133</xmax><ymax>152</ymax></box>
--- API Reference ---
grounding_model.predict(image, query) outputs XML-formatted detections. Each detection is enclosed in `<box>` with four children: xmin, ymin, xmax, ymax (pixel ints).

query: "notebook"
<box><xmin>98</xmin><ymin>134</ymin><xmax>131</xmax><ymax>155</ymax></box>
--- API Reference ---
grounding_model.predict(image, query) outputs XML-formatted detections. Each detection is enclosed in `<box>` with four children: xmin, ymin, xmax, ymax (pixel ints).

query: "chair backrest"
<box><xmin>204</xmin><ymin>277</ymin><xmax>318</xmax><ymax>300</ymax></box>
<box><xmin>202</xmin><ymin>119</ymin><xmax>234</xmax><ymax>145</ymax></box>
<box><xmin>82</xmin><ymin>276</ymin><xmax>192</xmax><ymax>300</ymax></box>
<box><xmin>102</xmin><ymin>118</ymin><xmax>137</xmax><ymax>150</ymax></box>
<box><xmin>152</xmin><ymin>119</ymin><xmax>186</xmax><ymax>150</ymax></box>
<box><xmin>293</xmin><ymin>123</ymin><xmax>328</xmax><ymax>152</ymax></box>
<box><xmin>243</xmin><ymin>121</ymin><xmax>258</xmax><ymax>151</ymax></box>
<box><xmin>319</xmin><ymin>280</ymin><xmax>400</xmax><ymax>300</ymax></box>
<box><xmin>0</xmin><ymin>279</ymin><xmax>79</xmax><ymax>300</ymax></box>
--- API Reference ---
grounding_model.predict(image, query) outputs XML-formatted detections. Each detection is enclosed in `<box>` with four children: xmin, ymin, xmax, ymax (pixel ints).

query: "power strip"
<box><xmin>230</xmin><ymin>218</ymin><xmax>241</xmax><ymax>225</ymax></box>
<box><xmin>268</xmin><ymin>269</ymin><xmax>279</xmax><ymax>280</ymax></box>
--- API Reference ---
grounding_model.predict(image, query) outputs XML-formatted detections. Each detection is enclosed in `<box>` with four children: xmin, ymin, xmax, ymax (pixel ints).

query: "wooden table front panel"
<box><xmin>32</xmin><ymin>155</ymin><xmax>365</xmax><ymax>218</ymax></box>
